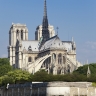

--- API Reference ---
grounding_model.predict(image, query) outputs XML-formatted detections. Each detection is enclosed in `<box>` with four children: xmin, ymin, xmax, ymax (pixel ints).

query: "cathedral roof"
<box><xmin>40</xmin><ymin>35</ymin><xmax>67</xmax><ymax>51</ymax></box>
<box><xmin>62</xmin><ymin>41</ymin><xmax>73</xmax><ymax>52</ymax></box>
<box><xmin>22</xmin><ymin>40</ymin><xmax>39</xmax><ymax>52</ymax></box>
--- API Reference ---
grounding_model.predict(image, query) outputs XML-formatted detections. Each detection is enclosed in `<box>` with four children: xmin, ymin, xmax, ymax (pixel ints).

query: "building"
<box><xmin>8</xmin><ymin>0</ymin><xmax>82</xmax><ymax>75</ymax></box>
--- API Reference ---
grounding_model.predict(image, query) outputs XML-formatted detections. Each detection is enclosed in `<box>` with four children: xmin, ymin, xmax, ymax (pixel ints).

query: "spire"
<box><xmin>87</xmin><ymin>65</ymin><xmax>91</xmax><ymax>78</ymax></box>
<box><xmin>42</xmin><ymin>0</ymin><xmax>49</xmax><ymax>42</ymax></box>
<box><xmin>44</xmin><ymin>0</ymin><xmax>47</xmax><ymax>17</ymax></box>
<box><xmin>42</xmin><ymin>0</ymin><xmax>48</xmax><ymax>28</ymax></box>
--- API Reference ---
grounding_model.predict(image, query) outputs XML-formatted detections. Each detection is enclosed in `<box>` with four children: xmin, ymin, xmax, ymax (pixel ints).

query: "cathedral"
<box><xmin>8</xmin><ymin>0</ymin><xmax>82</xmax><ymax>75</ymax></box>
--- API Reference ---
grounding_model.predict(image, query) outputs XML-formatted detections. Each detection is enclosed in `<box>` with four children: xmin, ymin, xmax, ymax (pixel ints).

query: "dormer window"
<box><xmin>28</xmin><ymin>46</ymin><xmax>32</xmax><ymax>51</ymax></box>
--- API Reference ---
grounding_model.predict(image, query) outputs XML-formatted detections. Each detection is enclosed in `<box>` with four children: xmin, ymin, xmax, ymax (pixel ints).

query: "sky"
<box><xmin>0</xmin><ymin>0</ymin><xmax>96</xmax><ymax>64</ymax></box>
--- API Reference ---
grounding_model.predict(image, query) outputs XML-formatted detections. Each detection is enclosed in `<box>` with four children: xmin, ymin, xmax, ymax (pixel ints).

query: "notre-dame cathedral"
<box><xmin>8</xmin><ymin>0</ymin><xmax>82</xmax><ymax>75</ymax></box>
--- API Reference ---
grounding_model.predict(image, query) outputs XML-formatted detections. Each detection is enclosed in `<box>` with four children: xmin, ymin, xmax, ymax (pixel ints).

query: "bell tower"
<box><xmin>8</xmin><ymin>23</ymin><xmax>28</xmax><ymax>67</ymax></box>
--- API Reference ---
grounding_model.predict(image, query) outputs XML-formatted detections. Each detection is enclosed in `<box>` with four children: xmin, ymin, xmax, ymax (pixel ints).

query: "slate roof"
<box><xmin>21</xmin><ymin>36</ymin><xmax>73</xmax><ymax>52</ymax></box>
<box><xmin>40</xmin><ymin>35</ymin><xmax>72</xmax><ymax>52</ymax></box>
<box><xmin>22</xmin><ymin>40</ymin><xmax>39</xmax><ymax>52</ymax></box>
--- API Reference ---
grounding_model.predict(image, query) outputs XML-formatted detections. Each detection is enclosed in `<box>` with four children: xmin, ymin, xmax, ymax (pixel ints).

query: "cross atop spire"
<box><xmin>56</xmin><ymin>27</ymin><xmax>59</xmax><ymax>36</ymax></box>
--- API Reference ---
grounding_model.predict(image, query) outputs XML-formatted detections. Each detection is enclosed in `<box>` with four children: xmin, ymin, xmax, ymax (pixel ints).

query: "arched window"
<box><xmin>58</xmin><ymin>53</ymin><xmax>62</xmax><ymax>64</ymax></box>
<box><xmin>67</xmin><ymin>65</ymin><xmax>70</xmax><ymax>73</ymax></box>
<box><xmin>16</xmin><ymin>30</ymin><xmax>19</xmax><ymax>39</ymax></box>
<box><xmin>21</xmin><ymin>30</ymin><xmax>23</xmax><ymax>40</ymax></box>
<box><xmin>52</xmin><ymin>53</ymin><xmax>56</xmax><ymax>64</ymax></box>
<box><xmin>28</xmin><ymin>57</ymin><xmax>32</xmax><ymax>62</ymax></box>
<box><xmin>57</xmin><ymin>67</ymin><xmax>61</xmax><ymax>74</ymax></box>
<box><xmin>63</xmin><ymin>56</ymin><xmax>66</xmax><ymax>64</ymax></box>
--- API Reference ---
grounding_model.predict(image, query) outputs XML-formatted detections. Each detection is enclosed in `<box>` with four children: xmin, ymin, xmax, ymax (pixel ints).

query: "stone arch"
<box><xmin>41</xmin><ymin>56</ymin><xmax>51</xmax><ymax>70</ymax></box>
<box><xmin>58</xmin><ymin>53</ymin><xmax>62</xmax><ymax>64</ymax></box>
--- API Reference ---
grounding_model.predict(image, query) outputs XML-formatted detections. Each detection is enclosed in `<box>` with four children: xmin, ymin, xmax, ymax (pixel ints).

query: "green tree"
<box><xmin>32</xmin><ymin>69</ymin><xmax>49</xmax><ymax>82</ymax></box>
<box><xmin>0</xmin><ymin>58</ymin><xmax>10</xmax><ymax>65</ymax></box>
<box><xmin>0</xmin><ymin>64</ymin><xmax>12</xmax><ymax>76</ymax></box>
<box><xmin>7</xmin><ymin>69</ymin><xmax>31</xmax><ymax>83</ymax></box>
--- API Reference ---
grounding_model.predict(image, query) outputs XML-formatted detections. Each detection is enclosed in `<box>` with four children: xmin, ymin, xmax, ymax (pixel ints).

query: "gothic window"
<box><xmin>52</xmin><ymin>53</ymin><xmax>56</xmax><ymax>64</ymax></box>
<box><xmin>16</xmin><ymin>30</ymin><xmax>19</xmax><ymax>39</ymax></box>
<box><xmin>58</xmin><ymin>53</ymin><xmax>62</xmax><ymax>64</ymax></box>
<box><xmin>63</xmin><ymin>56</ymin><xmax>66</xmax><ymax>64</ymax></box>
<box><xmin>57</xmin><ymin>67</ymin><xmax>61</xmax><ymax>74</ymax></box>
<box><xmin>28</xmin><ymin>57</ymin><xmax>32</xmax><ymax>62</ymax></box>
<box><xmin>21</xmin><ymin>30</ymin><xmax>23</xmax><ymax>40</ymax></box>
<box><xmin>67</xmin><ymin>65</ymin><xmax>70</xmax><ymax>73</ymax></box>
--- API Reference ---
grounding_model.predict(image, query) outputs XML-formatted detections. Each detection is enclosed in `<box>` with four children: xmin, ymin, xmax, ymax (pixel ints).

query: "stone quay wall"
<box><xmin>0</xmin><ymin>82</ymin><xmax>96</xmax><ymax>96</ymax></box>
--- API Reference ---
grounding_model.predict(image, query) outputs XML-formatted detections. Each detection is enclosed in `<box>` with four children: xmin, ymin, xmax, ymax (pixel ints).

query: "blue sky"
<box><xmin>0</xmin><ymin>0</ymin><xmax>96</xmax><ymax>64</ymax></box>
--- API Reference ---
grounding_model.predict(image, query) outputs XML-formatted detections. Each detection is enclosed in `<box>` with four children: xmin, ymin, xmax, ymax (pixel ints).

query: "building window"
<box><xmin>67</xmin><ymin>65</ymin><xmax>70</xmax><ymax>73</ymax></box>
<box><xmin>57</xmin><ymin>68</ymin><xmax>61</xmax><ymax>74</ymax></box>
<box><xmin>16</xmin><ymin>30</ymin><xmax>19</xmax><ymax>39</ymax></box>
<box><xmin>21</xmin><ymin>30</ymin><xmax>23</xmax><ymax>40</ymax></box>
<box><xmin>28</xmin><ymin>57</ymin><xmax>32</xmax><ymax>62</ymax></box>
<box><xmin>58</xmin><ymin>53</ymin><xmax>62</xmax><ymax>64</ymax></box>
<box><xmin>63</xmin><ymin>56</ymin><xmax>66</xmax><ymax>64</ymax></box>
<box><xmin>52</xmin><ymin>53</ymin><xmax>56</xmax><ymax>64</ymax></box>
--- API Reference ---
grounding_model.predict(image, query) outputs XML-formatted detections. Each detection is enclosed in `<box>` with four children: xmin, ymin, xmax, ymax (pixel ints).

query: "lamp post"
<box><xmin>18</xmin><ymin>88</ymin><xmax>19</xmax><ymax>96</ymax></box>
<box><xmin>6</xmin><ymin>83</ymin><xmax>9</xmax><ymax>96</ymax></box>
<box><xmin>30</xmin><ymin>84</ymin><xmax>32</xmax><ymax>96</ymax></box>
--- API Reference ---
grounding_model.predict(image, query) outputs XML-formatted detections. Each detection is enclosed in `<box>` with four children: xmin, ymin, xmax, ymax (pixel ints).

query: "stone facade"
<box><xmin>0</xmin><ymin>82</ymin><xmax>96</xmax><ymax>96</ymax></box>
<box><xmin>8</xmin><ymin>23</ymin><xmax>28</xmax><ymax>67</ymax></box>
<box><xmin>8</xmin><ymin>0</ymin><xmax>82</xmax><ymax>75</ymax></box>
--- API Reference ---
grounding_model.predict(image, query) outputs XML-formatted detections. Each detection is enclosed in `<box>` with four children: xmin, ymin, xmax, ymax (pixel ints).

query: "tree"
<box><xmin>32</xmin><ymin>69</ymin><xmax>49</xmax><ymax>82</ymax></box>
<box><xmin>7</xmin><ymin>69</ymin><xmax>31</xmax><ymax>83</ymax></box>
<box><xmin>0</xmin><ymin>64</ymin><xmax>12</xmax><ymax>77</ymax></box>
<box><xmin>0</xmin><ymin>58</ymin><xmax>12</xmax><ymax>76</ymax></box>
<box><xmin>0</xmin><ymin>58</ymin><xmax>10</xmax><ymax>65</ymax></box>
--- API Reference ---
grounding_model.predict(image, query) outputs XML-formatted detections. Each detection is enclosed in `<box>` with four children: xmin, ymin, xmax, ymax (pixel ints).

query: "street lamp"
<box><xmin>6</xmin><ymin>83</ymin><xmax>9</xmax><ymax>96</ymax></box>
<box><xmin>30</xmin><ymin>84</ymin><xmax>32</xmax><ymax>96</ymax></box>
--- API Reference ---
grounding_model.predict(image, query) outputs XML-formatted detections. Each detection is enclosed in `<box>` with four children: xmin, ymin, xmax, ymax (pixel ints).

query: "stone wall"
<box><xmin>0</xmin><ymin>82</ymin><xmax>96</xmax><ymax>96</ymax></box>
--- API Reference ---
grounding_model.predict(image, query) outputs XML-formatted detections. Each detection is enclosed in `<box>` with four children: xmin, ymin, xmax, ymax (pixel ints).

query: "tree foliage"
<box><xmin>0</xmin><ymin>58</ymin><xmax>12</xmax><ymax>76</ymax></box>
<box><xmin>0</xmin><ymin>58</ymin><xmax>96</xmax><ymax>86</ymax></box>
<box><xmin>0</xmin><ymin>58</ymin><xmax>10</xmax><ymax>65</ymax></box>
